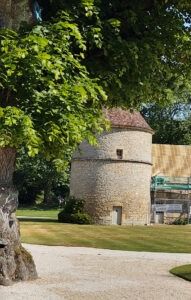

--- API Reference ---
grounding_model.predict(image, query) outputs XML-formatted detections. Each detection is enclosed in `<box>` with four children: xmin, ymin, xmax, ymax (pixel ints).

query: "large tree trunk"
<box><xmin>0</xmin><ymin>0</ymin><xmax>33</xmax><ymax>30</ymax></box>
<box><xmin>0</xmin><ymin>1</ymin><xmax>38</xmax><ymax>286</ymax></box>
<box><xmin>0</xmin><ymin>147</ymin><xmax>37</xmax><ymax>285</ymax></box>
<box><xmin>43</xmin><ymin>178</ymin><xmax>54</xmax><ymax>207</ymax></box>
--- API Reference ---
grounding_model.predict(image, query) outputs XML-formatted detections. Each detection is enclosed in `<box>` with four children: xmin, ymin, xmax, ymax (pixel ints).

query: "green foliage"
<box><xmin>71</xmin><ymin>211</ymin><xmax>92</xmax><ymax>224</ymax></box>
<box><xmin>58</xmin><ymin>197</ymin><xmax>92</xmax><ymax>224</ymax></box>
<box><xmin>14</xmin><ymin>152</ymin><xmax>69</xmax><ymax>206</ymax></box>
<box><xmin>43</xmin><ymin>1</ymin><xmax>191</xmax><ymax>108</ymax></box>
<box><xmin>141</xmin><ymin>102</ymin><xmax>191</xmax><ymax>144</ymax></box>
<box><xmin>0</xmin><ymin>106</ymin><xmax>40</xmax><ymax>155</ymax></box>
<box><xmin>0</xmin><ymin>19</ymin><xmax>107</xmax><ymax>162</ymax></box>
<box><xmin>172</xmin><ymin>217</ymin><xmax>188</xmax><ymax>225</ymax></box>
<box><xmin>0</xmin><ymin>1</ymin><xmax>191</xmax><ymax>173</ymax></box>
<box><xmin>58</xmin><ymin>211</ymin><xmax>92</xmax><ymax>224</ymax></box>
<box><xmin>59</xmin><ymin>197</ymin><xmax>84</xmax><ymax>214</ymax></box>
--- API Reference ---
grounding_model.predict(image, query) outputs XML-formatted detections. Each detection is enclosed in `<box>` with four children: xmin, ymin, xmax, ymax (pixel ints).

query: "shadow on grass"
<box><xmin>18</xmin><ymin>217</ymin><xmax>58</xmax><ymax>223</ymax></box>
<box><xmin>18</xmin><ymin>204</ymin><xmax>60</xmax><ymax>211</ymax></box>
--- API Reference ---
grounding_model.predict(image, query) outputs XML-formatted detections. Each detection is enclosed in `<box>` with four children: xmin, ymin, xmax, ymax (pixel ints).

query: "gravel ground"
<box><xmin>1</xmin><ymin>244</ymin><xmax>191</xmax><ymax>300</ymax></box>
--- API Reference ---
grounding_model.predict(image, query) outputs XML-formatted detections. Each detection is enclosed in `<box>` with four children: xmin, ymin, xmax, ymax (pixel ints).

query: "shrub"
<box><xmin>58</xmin><ymin>197</ymin><xmax>92</xmax><ymax>224</ymax></box>
<box><xmin>172</xmin><ymin>217</ymin><xmax>188</xmax><ymax>225</ymax></box>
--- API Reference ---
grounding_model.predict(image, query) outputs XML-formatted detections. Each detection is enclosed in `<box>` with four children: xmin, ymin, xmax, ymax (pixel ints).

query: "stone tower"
<box><xmin>70</xmin><ymin>108</ymin><xmax>153</xmax><ymax>225</ymax></box>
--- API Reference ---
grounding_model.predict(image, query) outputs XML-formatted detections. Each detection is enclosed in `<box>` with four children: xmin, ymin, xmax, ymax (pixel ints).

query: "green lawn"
<box><xmin>17</xmin><ymin>208</ymin><xmax>60</xmax><ymax>219</ymax></box>
<box><xmin>20</xmin><ymin>222</ymin><xmax>191</xmax><ymax>253</ymax></box>
<box><xmin>170</xmin><ymin>264</ymin><xmax>191</xmax><ymax>281</ymax></box>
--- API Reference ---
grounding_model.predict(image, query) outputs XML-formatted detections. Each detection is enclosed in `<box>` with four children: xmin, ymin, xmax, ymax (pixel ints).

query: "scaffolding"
<box><xmin>151</xmin><ymin>176</ymin><xmax>191</xmax><ymax>224</ymax></box>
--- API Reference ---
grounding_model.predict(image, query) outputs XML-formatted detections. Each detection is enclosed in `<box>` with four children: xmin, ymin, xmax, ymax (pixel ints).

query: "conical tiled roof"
<box><xmin>105</xmin><ymin>108</ymin><xmax>153</xmax><ymax>133</ymax></box>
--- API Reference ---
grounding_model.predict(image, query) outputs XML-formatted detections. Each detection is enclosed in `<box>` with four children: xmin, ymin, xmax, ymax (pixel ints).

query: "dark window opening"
<box><xmin>116</xmin><ymin>149</ymin><xmax>123</xmax><ymax>159</ymax></box>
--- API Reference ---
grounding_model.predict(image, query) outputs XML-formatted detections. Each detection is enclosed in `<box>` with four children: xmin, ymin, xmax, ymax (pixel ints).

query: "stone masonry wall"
<box><xmin>70</xmin><ymin>160</ymin><xmax>151</xmax><ymax>225</ymax></box>
<box><xmin>70</xmin><ymin>129</ymin><xmax>152</xmax><ymax>225</ymax></box>
<box><xmin>73</xmin><ymin>128</ymin><xmax>152</xmax><ymax>163</ymax></box>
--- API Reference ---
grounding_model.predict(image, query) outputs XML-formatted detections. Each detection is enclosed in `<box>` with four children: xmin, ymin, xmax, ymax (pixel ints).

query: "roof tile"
<box><xmin>105</xmin><ymin>108</ymin><xmax>153</xmax><ymax>132</ymax></box>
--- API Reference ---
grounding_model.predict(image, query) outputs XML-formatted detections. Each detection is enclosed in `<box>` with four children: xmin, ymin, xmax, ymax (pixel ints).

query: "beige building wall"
<box><xmin>70</xmin><ymin>128</ymin><xmax>152</xmax><ymax>225</ymax></box>
<box><xmin>152</xmin><ymin>144</ymin><xmax>191</xmax><ymax>177</ymax></box>
<box><xmin>73</xmin><ymin>129</ymin><xmax>152</xmax><ymax>162</ymax></box>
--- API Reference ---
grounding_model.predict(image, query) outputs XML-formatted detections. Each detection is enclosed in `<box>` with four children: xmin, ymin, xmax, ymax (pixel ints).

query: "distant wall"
<box><xmin>151</xmin><ymin>190</ymin><xmax>191</xmax><ymax>224</ymax></box>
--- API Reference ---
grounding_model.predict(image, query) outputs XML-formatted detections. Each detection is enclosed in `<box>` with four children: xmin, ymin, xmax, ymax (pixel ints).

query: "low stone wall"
<box><xmin>151</xmin><ymin>191</ymin><xmax>191</xmax><ymax>224</ymax></box>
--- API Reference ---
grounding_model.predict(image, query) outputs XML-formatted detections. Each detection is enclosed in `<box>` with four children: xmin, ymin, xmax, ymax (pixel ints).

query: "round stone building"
<box><xmin>70</xmin><ymin>108</ymin><xmax>153</xmax><ymax>225</ymax></box>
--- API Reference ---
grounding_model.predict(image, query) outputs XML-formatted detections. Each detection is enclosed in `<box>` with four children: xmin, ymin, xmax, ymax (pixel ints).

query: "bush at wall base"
<box><xmin>172</xmin><ymin>217</ymin><xmax>188</xmax><ymax>225</ymax></box>
<box><xmin>58</xmin><ymin>197</ymin><xmax>92</xmax><ymax>224</ymax></box>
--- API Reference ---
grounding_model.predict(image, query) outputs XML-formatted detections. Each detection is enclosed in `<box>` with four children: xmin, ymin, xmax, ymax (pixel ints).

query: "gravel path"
<box><xmin>1</xmin><ymin>244</ymin><xmax>191</xmax><ymax>300</ymax></box>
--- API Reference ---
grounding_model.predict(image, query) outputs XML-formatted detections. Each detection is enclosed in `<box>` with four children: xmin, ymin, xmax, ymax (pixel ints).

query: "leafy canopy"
<box><xmin>14</xmin><ymin>152</ymin><xmax>69</xmax><ymax>205</ymax></box>
<box><xmin>0</xmin><ymin>20</ymin><xmax>107</xmax><ymax>162</ymax></box>
<box><xmin>141</xmin><ymin>102</ymin><xmax>191</xmax><ymax>144</ymax></box>
<box><xmin>0</xmin><ymin>1</ymin><xmax>191</xmax><ymax>163</ymax></box>
<box><xmin>42</xmin><ymin>0</ymin><xmax>191</xmax><ymax>107</ymax></box>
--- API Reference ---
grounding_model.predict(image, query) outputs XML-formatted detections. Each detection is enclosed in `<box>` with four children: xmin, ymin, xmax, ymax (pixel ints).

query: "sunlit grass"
<box><xmin>20</xmin><ymin>222</ymin><xmax>191</xmax><ymax>252</ymax></box>
<box><xmin>17</xmin><ymin>208</ymin><xmax>60</xmax><ymax>219</ymax></box>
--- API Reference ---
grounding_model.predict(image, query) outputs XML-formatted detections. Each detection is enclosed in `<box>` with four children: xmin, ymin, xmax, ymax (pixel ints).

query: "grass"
<box><xmin>19</xmin><ymin>222</ymin><xmax>191</xmax><ymax>253</ymax></box>
<box><xmin>17</xmin><ymin>208</ymin><xmax>60</xmax><ymax>219</ymax></box>
<box><xmin>170</xmin><ymin>265</ymin><xmax>191</xmax><ymax>281</ymax></box>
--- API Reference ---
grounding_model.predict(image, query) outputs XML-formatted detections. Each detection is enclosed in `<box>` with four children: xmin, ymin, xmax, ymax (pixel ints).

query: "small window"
<box><xmin>116</xmin><ymin>149</ymin><xmax>123</xmax><ymax>159</ymax></box>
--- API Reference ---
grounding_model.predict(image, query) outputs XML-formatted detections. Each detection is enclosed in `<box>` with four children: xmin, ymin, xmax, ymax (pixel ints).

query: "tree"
<box><xmin>14</xmin><ymin>153</ymin><xmax>69</xmax><ymax>207</ymax></box>
<box><xmin>141</xmin><ymin>102</ymin><xmax>191</xmax><ymax>144</ymax></box>
<box><xmin>0</xmin><ymin>0</ymin><xmax>191</xmax><ymax>285</ymax></box>
<box><xmin>0</xmin><ymin>1</ymin><xmax>107</xmax><ymax>285</ymax></box>
<box><xmin>40</xmin><ymin>0</ymin><xmax>191</xmax><ymax>107</ymax></box>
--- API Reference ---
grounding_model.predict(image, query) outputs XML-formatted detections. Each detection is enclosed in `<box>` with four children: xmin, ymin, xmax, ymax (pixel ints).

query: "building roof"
<box><xmin>105</xmin><ymin>108</ymin><xmax>153</xmax><ymax>133</ymax></box>
<box><xmin>152</xmin><ymin>144</ymin><xmax>191</xmax><ymax>177</ymax></box>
